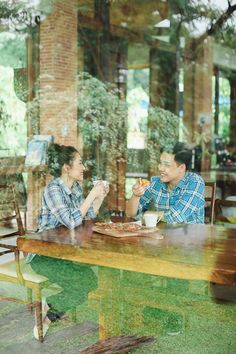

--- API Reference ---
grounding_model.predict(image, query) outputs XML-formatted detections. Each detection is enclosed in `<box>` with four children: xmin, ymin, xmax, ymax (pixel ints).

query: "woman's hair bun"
<box><xmin>48</xmin><ymin>143</ymin><xmax>78</xmax><ymax>177</ymax></box>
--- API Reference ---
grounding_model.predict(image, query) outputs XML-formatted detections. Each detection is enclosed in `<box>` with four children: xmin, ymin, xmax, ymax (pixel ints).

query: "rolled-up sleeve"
<box><xmin>135</xmin><ymin>187</ymin><xmax>152</xmax><ymax>219</ymax></box>
<box><xmin>86</xmin><ymin>206</ymin><xmax>96</xmax><ymax>220</ymax></box>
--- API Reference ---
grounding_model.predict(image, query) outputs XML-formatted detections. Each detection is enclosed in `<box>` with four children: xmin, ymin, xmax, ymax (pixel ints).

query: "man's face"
<box><xmin>158</xmin><ymin>152</ymin><xmax>185</xmax><ymax>185</ymax></box>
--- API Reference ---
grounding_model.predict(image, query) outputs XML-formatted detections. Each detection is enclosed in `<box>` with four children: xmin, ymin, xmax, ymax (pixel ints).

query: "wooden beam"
<box><xmin>78</xmin><ymin>13</ymin><xmax>143</xmax><ymax>42</ymax></box>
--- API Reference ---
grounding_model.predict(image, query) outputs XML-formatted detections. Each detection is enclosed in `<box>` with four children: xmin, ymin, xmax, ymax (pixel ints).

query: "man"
<box><xmin>126</xmin><ymin>142</ymin><xmax>205</xmax><ymax>224</ymax></box>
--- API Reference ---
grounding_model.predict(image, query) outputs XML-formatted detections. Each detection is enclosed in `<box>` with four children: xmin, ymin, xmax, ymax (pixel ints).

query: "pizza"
<box><xmin>94</xmin><ymin>222</ymin><xmax>142</xmax><ymax>232</ymax></box>
<box><xmin>139</xmin><ymin>179</ymin><xmax>150</xmax><ymax>187</ymax></box>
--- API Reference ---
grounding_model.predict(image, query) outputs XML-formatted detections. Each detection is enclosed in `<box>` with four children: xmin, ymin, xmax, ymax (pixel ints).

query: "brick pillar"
<box><xmin>27</xmin><ymin>0</ymin><xmax>78</xmax><ymax>230</ymax></box>
<box><xmin>183</xmin><ymin>38</ymin><xmax>213</xmax><ymax>142</ymax></box>
<box><xmin>39</xmin><ymin>0</ymin><xmax>78</xmax><ymax>147</ymax></box>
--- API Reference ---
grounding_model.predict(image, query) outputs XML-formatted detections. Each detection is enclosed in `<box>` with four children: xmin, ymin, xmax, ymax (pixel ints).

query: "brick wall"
<box><xmin>39</xmin><ymin>0</ymin><xmax>78</xmax><ymax>148</ymax></box>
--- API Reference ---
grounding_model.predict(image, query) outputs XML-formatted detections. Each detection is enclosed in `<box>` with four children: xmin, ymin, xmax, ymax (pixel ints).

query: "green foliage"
<box><xmin>0</xmin><ymin>1</ymin><xmax>20</xmax><ymax>20</ymax></box>
<box><xmin>77</xmin><ymin>72</ymin><xmax>128</xmax><ymax>182</ymax></box>
<box><xmin>0</xmin><ymin>66</ymin><xmax>27</xmax><ymax>156</ymax></box>
<box><xmin>0</xmin><ymin>99</ymin><xmax>10</xmax><ymax>129</ymax></box>
<box><xmin>0</xmin><ymin>34</ymin><xmax>26</xmax><ymax>68</ymax></box>
<box><xmin>147</xmin><ymin>107</ymin><xmax>179</xmax><ymax>175</ymax></box>
<box><xmin>0</xmin><ymin>98</ymin><xmax>26</xmax><ymax>156</ymax></box>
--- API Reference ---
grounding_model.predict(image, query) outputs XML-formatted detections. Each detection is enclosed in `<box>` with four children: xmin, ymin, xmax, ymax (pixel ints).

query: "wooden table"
<box><xmin>16</xmin><ymin>222</ymin><xmax>236</xmax><ymax>349</ymax></box>
<box><xmin>17</xmin><ymin>221</ymin><xmax>236</xmax><ymax>286</ymax></box>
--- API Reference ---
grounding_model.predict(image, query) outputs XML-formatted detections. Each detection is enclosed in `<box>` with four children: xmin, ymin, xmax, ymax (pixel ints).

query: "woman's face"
<box><xmin>67</xmin><ymin>153</ymin><xmax>85</xmax><ymax>182</ymax></box>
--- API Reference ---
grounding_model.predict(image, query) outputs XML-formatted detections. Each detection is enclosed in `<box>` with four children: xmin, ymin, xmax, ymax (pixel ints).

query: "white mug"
<box><xmin>144</xmin><ymin>213</ymin><xmax>159</xmax><ymax>228</ymax></box>
<box><xmin>93</xmin><ymin>180</ymin><xmax>109</xmax><ymax>188</ymax></box>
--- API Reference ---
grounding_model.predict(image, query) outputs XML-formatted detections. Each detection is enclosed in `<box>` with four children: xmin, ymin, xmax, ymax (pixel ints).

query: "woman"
<box><xmin>37</xmin><ymin>143</ymin><xmax>109</xmax><ymax>231</ymax></box>
<box><xmin>30</xmin><ymin>143</ymin><xmax>109</xmax><ymax>339</ymax></box>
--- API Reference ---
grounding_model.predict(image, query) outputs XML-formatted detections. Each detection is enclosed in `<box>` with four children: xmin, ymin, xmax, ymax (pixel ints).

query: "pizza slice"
<box><xmin>139</xmin><ymin>179</ymin><xmax>151</xmax><ymax>187</ymax></box>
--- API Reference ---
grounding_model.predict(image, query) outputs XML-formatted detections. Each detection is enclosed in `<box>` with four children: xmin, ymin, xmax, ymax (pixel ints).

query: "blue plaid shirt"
<box><xmin>138</xmin><ymin>172</ymin><xmax>205</xmax><ymax>224</ymax></box>
<box><xmin>37</xmin><ymin>177</ymin><xmax>95</xmax><ymax>231</ymax></box>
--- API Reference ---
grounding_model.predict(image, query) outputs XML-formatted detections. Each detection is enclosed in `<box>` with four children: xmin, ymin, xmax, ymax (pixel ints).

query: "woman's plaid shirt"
<box><xmin>37</xmin><ymin>177</ymin><xmax>95</xmax><ymax>231</ymax></box>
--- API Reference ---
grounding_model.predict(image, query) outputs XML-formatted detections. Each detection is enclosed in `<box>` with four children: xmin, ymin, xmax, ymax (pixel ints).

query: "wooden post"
<box><xmin>229</xmin><ymin>78</ymin><xmax>236</xmax><ymax>145</ymax></box>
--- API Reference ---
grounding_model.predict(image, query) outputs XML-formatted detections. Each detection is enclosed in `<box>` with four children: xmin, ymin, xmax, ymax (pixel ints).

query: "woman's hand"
<box><xmin>90</xmin><ymin>181</ymin><xmax>109</xmax><ymax>215</ymax></box>
<box><xmin>132</xmin><ymin>178</ymin><xmax>146</xmax><ymax>198</ymax></box>
<box><xmin>91</xmin><ymin>181</ymin><xmax>109</xmax><ymax>199</ymax></box>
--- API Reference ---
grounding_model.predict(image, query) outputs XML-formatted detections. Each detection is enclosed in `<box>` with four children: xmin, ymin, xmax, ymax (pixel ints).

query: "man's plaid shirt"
<box><xmin>138</xmin><ymin>172</ymin><xmax>205</xmax><ymax>224</ymax></box>
<box><xmin>37</xmin><ymin>177</ymin><xmax>95</xmax><ymax>231</ymax></box>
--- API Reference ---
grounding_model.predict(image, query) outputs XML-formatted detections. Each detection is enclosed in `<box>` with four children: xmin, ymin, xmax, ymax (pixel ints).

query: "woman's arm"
<box><xmin>44</xmin><ymin>183</ymin><xmax>108</xmax><ymax>228</ymax></box>
<box><xmin>82</xmin><ymin>182</ymin><xmax>109</xmax><ymax>216</ymax></box>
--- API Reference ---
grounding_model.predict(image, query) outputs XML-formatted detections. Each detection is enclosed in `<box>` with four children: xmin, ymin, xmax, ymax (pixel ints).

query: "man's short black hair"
<box><xmin>161</xmin><ymin>142</ymin><xmax>192</xmax><ymax>170</ymax></box>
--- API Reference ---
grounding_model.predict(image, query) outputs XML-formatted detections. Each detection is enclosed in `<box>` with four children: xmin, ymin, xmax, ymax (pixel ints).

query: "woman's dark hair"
<box><xmin>161</xmin><ymin>142</ymin><xmax>192</xmax><ymax>171</ymax></box>
<box><xmin>48</xmin><ymin>143</ymin><xmax>78</xmax><ymax>177</ymax></box>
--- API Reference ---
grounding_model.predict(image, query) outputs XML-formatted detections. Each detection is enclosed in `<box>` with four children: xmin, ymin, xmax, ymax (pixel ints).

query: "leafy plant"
<box><xmin>0</xmin><ymin>95</ymin><xmax>26</xmax><ymax>156</ymax></box>
<box><xmin>77</xmin><ymin>72</ymin><xmax>128</xmax><ymax>184</ymax></box>
<box><xmin>147</xmin><ymin>107</ymin><xmax>179</xmax><ymax>175</ymax></box>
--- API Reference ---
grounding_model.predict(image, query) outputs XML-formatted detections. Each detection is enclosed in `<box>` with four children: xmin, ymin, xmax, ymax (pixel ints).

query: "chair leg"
<box><xmin>24</xmin><ymin>209</ymin><xmax>27</xmax><ymax>230</ymax></box>
<box><xmin>71</xmin><ymin>307</ymin><xmax>77</xmax><ymax>322</ymax></box>
<box><xmin>27</xmin><ymin>288</ymin><xmax>33</xmax><ymax>312</ymax></box>
<box><xmin>35</xmin><ymin>300</ymin><xmax>43</xmax><ymax>342</ymax></box>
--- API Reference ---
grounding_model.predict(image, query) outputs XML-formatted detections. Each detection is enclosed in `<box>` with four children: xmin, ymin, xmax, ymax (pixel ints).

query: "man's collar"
<box><xmin>176</xmin><ymin>172</ymin><xmax>189</xmax><ymax>189</ymax></box>
<box><xmin>160</xmin><ymin>172</ymin><xmax>189</xmax><ymax>191</ymax></box>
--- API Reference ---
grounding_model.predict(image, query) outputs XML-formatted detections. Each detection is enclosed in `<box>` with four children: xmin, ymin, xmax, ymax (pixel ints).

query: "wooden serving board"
<box><xmin>93</xmin><ymin>226</ymin><xmax>163</xmax><ymax>238</ymax></box>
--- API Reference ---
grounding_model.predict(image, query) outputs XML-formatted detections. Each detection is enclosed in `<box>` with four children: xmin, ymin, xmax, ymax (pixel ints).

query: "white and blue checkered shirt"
<box><xmin>37</xmin><ymin>177</ymin><xmax>95</xmax><ymax>231</ymax></box>
<box><xmin>138</xmin><ymin>172</ymin><xmax>205</xmax><ymax>224</ymax></box>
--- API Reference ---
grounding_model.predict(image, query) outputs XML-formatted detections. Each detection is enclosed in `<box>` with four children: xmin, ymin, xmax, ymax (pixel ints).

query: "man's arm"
<box><xmin>126</xmin><ymin>194</ymin><xmax>141</xmax><ymax>217</ymax></box>
<box><xmin>126</xmin><ymin>179</ymin><xmax>149</xmax><ymax>217</ymax></box>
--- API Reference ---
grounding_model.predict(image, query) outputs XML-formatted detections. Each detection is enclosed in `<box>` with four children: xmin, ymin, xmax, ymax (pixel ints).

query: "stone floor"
<box><xmin>0</xmin><ymin>301</ymin><xmax>100</xmax><ymax>354</ymax></box>
<box><xmin>0</xmin><ymin>241</ymin><xmax>101</xmax><ymax>354</ymax></box>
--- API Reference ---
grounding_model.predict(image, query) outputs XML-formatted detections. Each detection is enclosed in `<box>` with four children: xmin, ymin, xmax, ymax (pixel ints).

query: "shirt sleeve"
<box><xmin>86</xmin><ymin>206</ymin><xmax>96</xmax><ymax>220</ymax></box>
<box><xmin>44</xmin><ymin>184</ymin><xmax>84</xmax><ymax>229</ymax></box>
<box><xmin>135</xmin><ymin>186</ymin><xmax>153</xmax><ymax>219</ymax></box>
<box><xmin>163</xmin><ymin>178</ymin><xmax>205</xmax><ymax>223</ymax></box>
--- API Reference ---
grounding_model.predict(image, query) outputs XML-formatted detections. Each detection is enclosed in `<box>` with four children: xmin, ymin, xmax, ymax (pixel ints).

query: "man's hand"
<box><xmin>132</xmin><ymin>178</ymin><xmax>146</xmax><ymax>198</ymax></box>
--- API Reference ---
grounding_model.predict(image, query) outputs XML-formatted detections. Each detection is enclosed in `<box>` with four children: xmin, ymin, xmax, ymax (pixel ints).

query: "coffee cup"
<box><xmin>144</xmin><ymin>213</ymin><xmax>159</xmax><ymax>228</ymax></box>
<box><xmin>93</xmin><ymin>180</ymin><xmax>109</xmax><ymax>187</ymax></box>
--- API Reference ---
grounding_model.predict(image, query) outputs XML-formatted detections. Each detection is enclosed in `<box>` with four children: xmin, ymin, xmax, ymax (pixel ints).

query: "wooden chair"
<box><xmin>215</xmin><ymin>198</ymin><xmax>236</xmax><ymax>223</ymax></box>
<box><xmin>0</xmin><ymin>258</ymin><xmax>62</xmax><ymax>342</ymax></box>
<box><xmin>0</xmin><ymin>184</ymin><xmax>25</xmax><ymax>258</ymax></box>
<box><xmin>0</xmin><ymin>184</ymin><xmax>62</xmax><ymax>342</ymax></box>
<box><xmin>204</xmin><ymin>182</ymin><xmax>216</xmax><ymax>224</ymax></box>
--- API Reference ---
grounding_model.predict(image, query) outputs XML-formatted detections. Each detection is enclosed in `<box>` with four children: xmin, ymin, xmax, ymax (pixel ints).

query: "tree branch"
<box><xmin>194</xmin><ymin>3</ymin><xmax>236</xmax><ymax>47</ymax></box>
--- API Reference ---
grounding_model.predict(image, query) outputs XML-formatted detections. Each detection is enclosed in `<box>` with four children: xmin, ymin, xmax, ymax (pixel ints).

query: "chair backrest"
<box><xmin>204</xmin><ymin>182</ymin><xmax>216</xmax><ymax>224</ymax></box>
<box><xmin>0</xmin><ymin>184</ymin><xmax>25</xmax><ymax>256</ymax></box>
<box><xmin>215</xmin><ymin>198</ymin><xmax>236</xmax><ymax>223</ymax></box>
